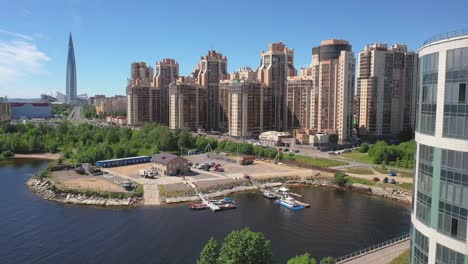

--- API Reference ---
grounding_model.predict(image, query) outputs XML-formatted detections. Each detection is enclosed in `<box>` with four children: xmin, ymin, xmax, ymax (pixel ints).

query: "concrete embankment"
<box><xmin>164</xmin><ymin>178</ymin><xmax>411</xmax><ymax>205</ymax></box>
<box><xmin>26</xmin><ymin>178</ymin><xmax>141</xmax><ymax>206</ymax></box>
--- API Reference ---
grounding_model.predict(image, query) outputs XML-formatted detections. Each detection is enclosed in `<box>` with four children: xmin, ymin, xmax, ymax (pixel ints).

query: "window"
<box><xmin>412</xmin><ymin>228</ymin><xmax>429</xmax><ymax>264</ymax></box>
<box><xmin>436</xmin><ymin>243</ymin><xmax>465</xmax><ymax>264</ymax></box>
<box><xmin>459</xmin><ymin>83</ymin><xmax>466</xmax><ymax>103</ymax></box>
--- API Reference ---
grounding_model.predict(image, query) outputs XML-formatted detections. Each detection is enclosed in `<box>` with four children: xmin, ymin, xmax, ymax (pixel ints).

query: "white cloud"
<box><xmin>0</xmin><ymin>30</ymin><xmax>50</xmax><ymax>86</ymax></box>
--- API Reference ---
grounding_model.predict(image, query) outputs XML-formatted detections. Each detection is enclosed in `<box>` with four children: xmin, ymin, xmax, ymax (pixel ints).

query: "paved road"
<box><xmin>341</xmin><ymin>240</ymin><xmax>410</xmax><ymax>264</ymax></box>
<box><xmin>68</xmin><ymin>106</ymin><xmax>84</xmax><ymax>122</ymax></box>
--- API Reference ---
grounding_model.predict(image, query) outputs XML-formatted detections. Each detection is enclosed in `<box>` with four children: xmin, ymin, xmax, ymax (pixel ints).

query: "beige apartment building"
<box><xmin>286</xmin><ymin>76</ymin><xmax>313</xmax><ymax>130</ymax></box>
<box><xmin>357</xmin><ymin>43</ymin><xmax>418</xmax><ymax>137</ymax></box>
<box><xmin>94</xmin><ymin>95</ymin><xmax>127</xmax><ymax>115</ymax></box>
<box><xmin>127</xmin><ymin>62</ymin><xmax>156</xmax><ymax>126</ymax></box>
<box><xmin>304</xmin><ymin>39</ymin><xmax>355</xmax><ymax>141</ymax></box>
<box><xmin>154</xmin><ymin>58</ymin><xmax>179</xmax><ymax>125</ymax></box>
<box><xmin>220</xmin><ymin>77</ymin><xmax>267</xmax><ymax>138</ymax></box>
<box><xmin>168</xmin><ymin>77</ymin><xmax>205</xmax><ymax>131</ymax></box>
<box><xmin>259</xmin><ymin>42</ymin><xmax>296</xmax><ymax>132</ymax></box>
<box><xmin>194</xmin><ymin>50</ymin><xmax>228</xmax><ymax>131</ymax></box>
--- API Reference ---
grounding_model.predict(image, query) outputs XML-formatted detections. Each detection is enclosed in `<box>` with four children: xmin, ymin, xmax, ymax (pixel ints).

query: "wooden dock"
<box><xmin>197</xmin><ymin>192</ymin><xmax>220</xmax><ymax>212</ymax></box>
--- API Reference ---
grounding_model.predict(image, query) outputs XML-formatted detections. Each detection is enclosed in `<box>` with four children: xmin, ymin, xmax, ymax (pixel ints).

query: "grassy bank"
<box><xmin>283</xmin><ymin>154</ymin><xmax>347</xmax><ymax>168</ymax></box>
<box><xmin>389</xmin><ymin>249</ymin><xmax>410</xmax><ymax>264</ymax></box>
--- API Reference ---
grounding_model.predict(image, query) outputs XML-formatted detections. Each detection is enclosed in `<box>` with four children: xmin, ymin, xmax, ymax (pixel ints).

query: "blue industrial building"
<box><xmin>10</xmin><ymin>103</ymin><xmax>52</xmax><ymax>118</ymax></box>
<box><xmin>95</xmin><ymin>156</ymin><xmax>152</xmax><ymax>168</ymax></box>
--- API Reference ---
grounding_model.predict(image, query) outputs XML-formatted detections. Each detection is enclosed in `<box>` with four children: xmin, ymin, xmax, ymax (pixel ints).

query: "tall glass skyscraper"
<box><xmin>411</xmin><ymin>31</ymin><xmax>468</xmax><ymax>264</ymax></box>
<box><xmin>66</xmin><ymin>33</ymin><xmax>77</xmax><ymax>102</ymax></box>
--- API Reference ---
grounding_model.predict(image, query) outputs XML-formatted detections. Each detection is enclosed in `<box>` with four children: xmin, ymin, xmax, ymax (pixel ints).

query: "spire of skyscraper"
<box><xmin>66</xmin><ymin>32</ymin><xmax>77</xmax><ymax>103</ymax></box>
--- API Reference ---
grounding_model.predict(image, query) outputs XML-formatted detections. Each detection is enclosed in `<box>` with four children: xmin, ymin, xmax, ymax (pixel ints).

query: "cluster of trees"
<box><xmin>216</xmin><ymin>141</ymin><xmax>280</xmax><ymax>159</ymax></box>
<box><xmin>197</xmin><ymin>228</ymin><xmax>333</xmax><ymax>264</ymax></box>
<box><xmin>0</xmin><ymin>122</ymin><xmax>198</xmax><ymax>163</ymax></box>
<box><xmin>82</xmin><ymin>104</ymin><xmax>98</xmax><ymax>119</ymax></box>
<box><xmin>360</xmin><ymin>141</ymin><xmax>415</xmax><ymax>168</ymax></box>
<box><xmin>51</xmin><ymin>104</ymin><xmax>74</xmax><ymax>117</ymax></box>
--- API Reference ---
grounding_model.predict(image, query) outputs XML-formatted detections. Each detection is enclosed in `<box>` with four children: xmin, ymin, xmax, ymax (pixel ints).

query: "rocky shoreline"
<box><xmin>164</xmin><ymin>178</ymin><xmax>412</xmax><ymax>205</ymax></box>
<box><xmin>26</xmin><ymin>178</ymin><xmax>142</xmax><ymax>207</ymax></box>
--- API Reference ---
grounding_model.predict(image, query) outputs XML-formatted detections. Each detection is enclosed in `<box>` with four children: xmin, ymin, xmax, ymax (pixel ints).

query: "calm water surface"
<box><xmin>0</xmin><ymin>159</ymin><xmax>411</xmax><ymax>264</ymax></box>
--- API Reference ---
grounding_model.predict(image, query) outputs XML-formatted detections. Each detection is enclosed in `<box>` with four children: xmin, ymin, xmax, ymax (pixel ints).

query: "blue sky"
<box><xmin>0</xmin><ymin>0</ymin><xmax>467</xmax><ymax>98</ymax></box>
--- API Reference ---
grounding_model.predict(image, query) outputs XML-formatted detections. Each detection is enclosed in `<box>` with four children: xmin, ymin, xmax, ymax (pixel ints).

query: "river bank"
<box><xmin>13</xmin><ymin>153</ymin><xmax>61</xmax><ymax>160</ymax></box>
<box><xmin>162</xmin><ymin>176</ymin><xmax>412</xmax><ymax>205</ymax></box>
<box><xmin>26</xmin><ymin>178</ymin><xmax>142</xmax><ymax>207</ymax></box>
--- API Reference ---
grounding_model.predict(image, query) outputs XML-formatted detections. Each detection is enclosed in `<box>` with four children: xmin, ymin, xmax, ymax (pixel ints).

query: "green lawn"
<box><xmin>345</xmin><ymin>167</ymin><xmax>374</xmax><ymax>175</ymax></box>
<box><xmin>373</xmin><ymin>166</ymin><xmax>389</xmax><ymax>174</ymax></box>
<box><xmin>340</xmin><ymin>151</ymin><xmax>374</xmax><ymax>163</ymax></box>
<box><xmin>347</xmin><ymin>176</ymin><xmax>375</xmax><ymax>186</ymax></box>
<box><xmin>287</xmin><ymin>155</ymin><xmax>348</xmax><ymax>168</ymax></box>
<box><xmin>397</xmin><ymin>183</ymin><xmax>413</xmax><ymax>191</ymax></box>
<box><xmin>389</xmin><ymin>249</ymin><xmax>410</xmax><ymax>264</ymax></box>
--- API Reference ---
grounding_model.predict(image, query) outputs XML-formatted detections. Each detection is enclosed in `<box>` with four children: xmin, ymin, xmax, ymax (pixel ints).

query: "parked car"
<box><xmin>284</xmin><ymin>148</ymin><xmax>290</xmax><ymax>152</ymax></box>
<box><xmin>383</xmin><ymin>177</ymin><xmax>389</xmax><ymax>183</ymax></box>
<box><xmin>293</xmin><ymin>150</ymin><xmax>300</xmax><ymax>153</ymax></box>
<box><xmin>372</xmin><ymin>177</ymin><xmax>380</xmax><ymax>182</ymax></box>
<box><xmin>390</xmin><ymin>179</ymin><xmax>397</xmax><ymax>184</ymax></box>
<box><xmin>388</xmin><ymin>172</ymin><xmax>397</xmax><ymax>177</ymax></box>
<box><xmin>243</xmin><ymin>175</ymin><xmax>251</xmax><ymax>179</ymax></box>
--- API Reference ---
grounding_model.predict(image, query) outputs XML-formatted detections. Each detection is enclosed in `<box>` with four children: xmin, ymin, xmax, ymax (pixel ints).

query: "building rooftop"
<box><xmin>152</xmin><ymin>153</ymin><xmax>180</xmax><ymax>164</ymax></box>
<box><xmin>423</xmin><ymin>28</ymin><xmax>468</xmax><ymax>46</ymax></box>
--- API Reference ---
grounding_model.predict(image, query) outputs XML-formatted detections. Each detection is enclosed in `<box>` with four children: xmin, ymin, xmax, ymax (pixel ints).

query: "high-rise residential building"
<box><xmin>220</xmin><ymin>77</ymin><xmax>268</xmax><ymax>138</ymax></box>
<box><xmin>127</xmin><ymin>62</ymin><xmax>154</xmax><ymax>126</ymax></box>
<box><xmin>411</xmin><ymin>32</ymin><xmax>468</xmax><ymax>264</ymax></box>
<box><xmin>154</xmin><ymin>58</ymin><xmax>179</xmax><ymax>125</ymax></box>
<box><xmin>0</xmin><ymin>97</ymin><xmax>10</xmax><ymax>122</ymax></box>
<box><xmin>196</xmin><ymin>50</ymin><xmax>228</xmax><ymax>131</ymax></box>
<box><xmin>169</xmin><ymin>77</ymin><xmax>205</xmax><ymax>131</ymax></box>
<box><xmin>66</xmin><ymin>33</ymin><xmax>77</xmax><ymax>103</ymax></box>
<box><xmin>259</xmin><ymin>42</ymin><xmax>296</xmax><ymax>131</ymax></box>
<box><xmin>357</xmin><ymin>43</ymin><xmax>418</xmax><ymax>138</ymax></box>
<box><xmin>307</xmin><ymin>39</ymin><xmax>355</xmax><ymax>141</ymax></box>
<box><xmin>286</xmin><ymin>76</ymin><xmax>313</xmax><ymax>130</ymax></box>
<box><xmin>219</xmin><ymin>67</ymin><xmax>260</xmax><ymax>132</ymax></box>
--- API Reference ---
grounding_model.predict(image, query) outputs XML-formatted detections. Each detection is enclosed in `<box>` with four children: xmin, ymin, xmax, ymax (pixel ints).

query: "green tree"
<box><xmin>319</xmin><ymin>257</ymin><xmax>334</xmax><ymax>264</ymax></box>
<box><xmin>333</xmin><ymin>172</ymin><xmax>348</xmax><ymax>187</ymax></box>
<box><xmin>217</xmin><ymin>228</ymin><xmax>272</xmax><ymax>264</ymax></box>
<box><xmin>358</xmin><ymin>143</ymin><xmax>369</xmax><ymax>153</ymax></box>
<box><xmin>197</xmin><ymin>238</ymin><xmax>219</xmax><ymax>264</ymax></box>
<box><xmin>287</xmin><ymin>253</ymin><xmax>317</xmax><ymax>264</ymax></box>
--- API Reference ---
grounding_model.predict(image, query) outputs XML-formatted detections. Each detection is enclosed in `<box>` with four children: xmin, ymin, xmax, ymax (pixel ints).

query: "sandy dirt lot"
<box><xmin>185</xmin><ymin>154</ymin><xmax>315</xmax><ymax>179</ymax></box>
<box><xmin>14</xmin><ymin>153</ymin><xmax>60</xmax><ymax>160</ymax></box>
<box><xmin>51</xmin><ymin>170</ymin><xmax>130</xmax><ymax>193</ymax></box>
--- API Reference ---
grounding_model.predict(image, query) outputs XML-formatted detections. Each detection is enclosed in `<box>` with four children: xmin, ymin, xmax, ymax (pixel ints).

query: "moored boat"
<box><xmin>209</xmin><ymin>197</ymin><xmax>234</xmax><ymax>205</ymax></box>
<box><xmin>275</xmin><ymin>186</ymin><xmax>290</xmax><ymax>195</ymax></box>
<box><xmin>263</xmin><ymin>190</ymin><xmax>276</xmax><ymax>199</ymax></box>
<box><xmin>275</xmin><ymin>195</ymin><xmax>304</xmax><ymax>211</ymax></box>
<box><xmin>188</xmin><ymin>203</ymin><xmax>208</xmax><ymax>210</ymax></box>
<box><xmin>218</xmin><ymin>203</ymin><xmax>237</xmax><ymax>210</ymax></box>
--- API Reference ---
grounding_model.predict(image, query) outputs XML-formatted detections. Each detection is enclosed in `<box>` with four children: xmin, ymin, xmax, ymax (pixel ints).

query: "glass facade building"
<box><xmin>411</xmin><ymin>34</ymin><xmax>468</xmax><ymax>263</ymax></box>
<box><xmin>66</xmin><ymin>33</ymin><xmax>77</xmax><ymax>103</ymax></box>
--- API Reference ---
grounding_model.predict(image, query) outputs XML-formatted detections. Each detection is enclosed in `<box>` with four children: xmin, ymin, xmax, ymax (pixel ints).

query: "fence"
<box><xmin>423</xmin><ymin>28</ymin><xmax>468</xmax><ymax>46</ymax></box>
<box><xmin>334</xmin><ymin>232</ymin><xmax>410</xmax><ymax>263</ymax></box>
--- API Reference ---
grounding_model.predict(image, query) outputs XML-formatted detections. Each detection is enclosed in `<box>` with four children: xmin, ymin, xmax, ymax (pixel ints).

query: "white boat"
<box><xmin>275</xmin><ymin>195</ymin><xmax>304</xmax><ymax>211</ymax></box>
<box><xmin>263</xmin><ymin>191</ymin><xmax>276</xmax><ymax>199</ymax></box>
<box><xmin>275</xmin><ymin>186</ymin><xmax>290</xmax><ymax>195</ymax></box>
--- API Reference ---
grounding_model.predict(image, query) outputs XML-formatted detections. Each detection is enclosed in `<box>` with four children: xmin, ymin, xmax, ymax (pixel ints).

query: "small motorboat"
<box><xmin>209</xmin><ymin>197</ymin><xmax>234</xmax><ymax>205</ymax></box>
<box><xmin>275</xmin><ymin>187</ymin><xmax>290</xmax><ymax>195</ymax></box>
<box><xmin>263</xmin><ymin>190</ymin><xmax>276</xmax><ymax>199</ymax></box>
<box><xmin>188</xmin><ymin>203</ymin><xmax>208</xmax><ymax>210</ymax></box>
<box><xmin>275</xmin><ymin>195</ymin><xmax>304</xmax><ymax>211</ymax></box>
<box><xmin>218</xmin><ymin>203</ymin><xmax>237</xmax><ymax>210</ymax></box>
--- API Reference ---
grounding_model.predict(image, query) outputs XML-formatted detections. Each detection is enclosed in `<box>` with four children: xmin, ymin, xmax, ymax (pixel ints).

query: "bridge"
<box><xmin>335</xmin><ymin>233</ymin><xmax>410</xmax><ymax>264</ymax></box>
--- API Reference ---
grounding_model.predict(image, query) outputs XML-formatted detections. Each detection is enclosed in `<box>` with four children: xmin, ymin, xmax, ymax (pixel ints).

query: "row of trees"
<box><xmin>197</xmin><ymin>228</ymin><xmax>333</xmax><ymax>264</ymax></box>
<box><xmin>0</xmin><ymin>122</ymin><xmax>198</xmax><ymax>163</ymax></box>
<box><xmin>359</xmin><ymin>141</ymin><xmax>415</xmax><ymax>168</ymax></box>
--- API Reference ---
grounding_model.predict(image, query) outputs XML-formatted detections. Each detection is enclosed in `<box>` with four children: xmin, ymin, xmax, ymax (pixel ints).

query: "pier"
<box><xmin>250</xmin><ymin>179</ymin><xmax>310</xmax><ymax>208</ymax></box>
<box><xmin>197</xmin><ymin>192</ymin><xmax>220</xmax><ymax>211</ymax></box>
